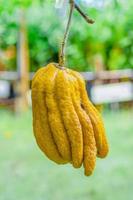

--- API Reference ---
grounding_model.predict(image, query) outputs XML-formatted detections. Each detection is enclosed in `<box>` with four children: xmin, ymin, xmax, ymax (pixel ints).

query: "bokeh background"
<box><xmin>0</xmin><ymin>0</ymin><xmax>133</xmax><ymax>200</ymax></box>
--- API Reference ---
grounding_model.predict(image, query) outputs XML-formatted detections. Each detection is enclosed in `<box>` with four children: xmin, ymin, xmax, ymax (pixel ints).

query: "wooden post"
<box><xmin>93</xmin><ymin>54</ymin><xmax>104</xmax><ymax>112</ymax></box>
<box><xmin>93</xmin><ymin>54</ymin><xmax>104</xmax><ymax>72</ymax></box>
<box><xmin>17</xmin><ymin>9</ymin><xmax>30</xmax><ymax>112</ymax></box>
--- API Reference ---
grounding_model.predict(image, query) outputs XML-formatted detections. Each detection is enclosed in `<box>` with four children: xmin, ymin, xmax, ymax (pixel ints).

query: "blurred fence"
<box><xmin>0</xmin><ymin>69</ymin><xmax>133</xmax><ymax>111</ymax></box>
<box><xmin>81</xmin><ymin>69</ymin><xmax>133</xmax><ymax>105</ymax></box>
<box><xmin>0</xmin><ymin>69</ymin><xmax>132</xmax><ymax>81</ymax></box>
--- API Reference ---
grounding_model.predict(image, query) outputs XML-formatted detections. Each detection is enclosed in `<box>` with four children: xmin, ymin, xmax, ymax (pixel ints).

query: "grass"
<box><xmin>0</xmin><ymin>109</ymin><xmax>133</xmax><ymax>200</ymax></box>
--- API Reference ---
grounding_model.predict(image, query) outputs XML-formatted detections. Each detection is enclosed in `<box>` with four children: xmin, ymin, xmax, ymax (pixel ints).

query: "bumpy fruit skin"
<box><xmin>32</xmin><ymin>63</ymin><xmax>109</xmax><ymax>176</ymax></box>
<box><xmin>45</xmin><ymin>66</ymin><xmax>71</xmax><ymax>161</ymax></box>
<box><xmin>32</xmin><ymin>64</ymin><xmax>67</xmax><ymax>164</ymax></box>
<box><xmin>69</xmin><ymin>70</ymin><xmax>109</xmax><ymax>158</ymax></box>
<box><xmin>68</xmin><ymin>74</ymin><xmax>96</xmax><ymax>176</ymax></box>
<box><xmin>55</xmin><ymin>70</ymin><xmax>83</xmax><ymax>168</ymax></box>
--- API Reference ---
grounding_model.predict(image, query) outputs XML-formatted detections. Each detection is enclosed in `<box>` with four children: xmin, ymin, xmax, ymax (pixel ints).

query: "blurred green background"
<box><xmin>0</xmin><ymin>110</ymin><xmax>133</xmax><ymax>200</ymax></box>
<box><xmin>0</xmin><ymin>0</ymin><xmax>133</xmax><ymax>71</ymax></box>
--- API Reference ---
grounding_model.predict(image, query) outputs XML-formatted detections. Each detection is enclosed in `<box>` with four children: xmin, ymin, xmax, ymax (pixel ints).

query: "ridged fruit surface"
<box><xmin>32</xmin><ymin>63</ymin><xmax>109</xmax><ymax>176</ymax></box>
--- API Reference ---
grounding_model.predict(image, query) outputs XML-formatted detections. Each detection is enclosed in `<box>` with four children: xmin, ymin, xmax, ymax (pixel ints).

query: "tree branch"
<box><xmin>74</xmin><ymin>2</ymin><xmax>95</xmax><ymax>24</ymax></box>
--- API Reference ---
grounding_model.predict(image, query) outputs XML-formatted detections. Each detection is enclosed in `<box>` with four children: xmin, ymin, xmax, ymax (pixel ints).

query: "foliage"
<box><xmin>0</xmin><ymin>0</ymin><xmax>133</xmax><ymax>71</ymax></box>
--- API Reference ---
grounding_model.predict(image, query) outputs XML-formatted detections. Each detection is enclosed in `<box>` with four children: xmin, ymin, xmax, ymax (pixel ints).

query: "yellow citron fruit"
<box><xmin>32</xmin><ymin>63</ymin><xmax>109</xmax><ymax>176</ymax></box>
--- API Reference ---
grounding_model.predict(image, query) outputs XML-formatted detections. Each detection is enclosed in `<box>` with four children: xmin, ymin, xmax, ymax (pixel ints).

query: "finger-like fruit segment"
<box><xmin>55</xmin><ymin>70</ymin><xmax>83</xmax><ymax>168</ymax></box>
<box><xmin>45</xmin><ymin>66</ymin><xmax>71</xmax><ymax>161</ymax></box>
<box><xmin>32</xmin><ymin>64</ymin><xmax>67</xmax><ymax>164</ymax></box>
<box><xmin>69</xmin><ymin>74</ymin><xmax>96</xmax><ymax>176</ymax></box>
<box><xmin>69</xmin><ymin>70</ymin><xmax>109</xmax><ymax>158</ymax></box>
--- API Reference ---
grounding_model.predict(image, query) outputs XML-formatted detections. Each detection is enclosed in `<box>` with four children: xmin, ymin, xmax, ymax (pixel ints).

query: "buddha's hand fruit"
<box><xmin>32</xmin><ymin>63</ymin><xmax>109</xmax><ymax>176</ymax></box>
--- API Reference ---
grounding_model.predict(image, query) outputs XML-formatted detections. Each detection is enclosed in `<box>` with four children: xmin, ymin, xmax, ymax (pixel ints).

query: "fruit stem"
<box><xmin>58</xmin><ymin>0</ymin><xmax>95</xmax><ymax>67</ymax></box>
<box><xmin>59</xmin><ymin>0</ymin><xmax>74</xmax><ymax>67</ymax></box>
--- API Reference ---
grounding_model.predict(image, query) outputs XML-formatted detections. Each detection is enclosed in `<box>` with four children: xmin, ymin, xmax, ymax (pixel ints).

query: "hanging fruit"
<box><xmin>32</xmin><ymin>0</ymin><xmax>109</xmax><ymax>176</ymax></box>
